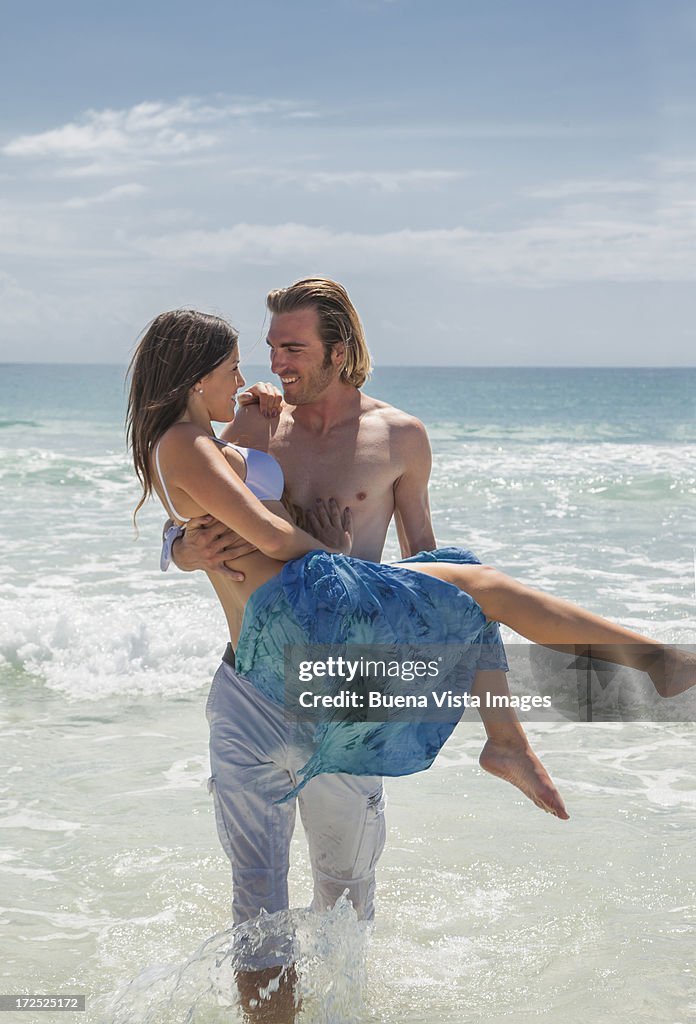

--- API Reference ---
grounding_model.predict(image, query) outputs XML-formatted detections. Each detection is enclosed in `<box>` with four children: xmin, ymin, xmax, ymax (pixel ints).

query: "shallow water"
<box><xmin>1</xmin><ymin>364</ymin><xmax>694</xmax><ymax>1022</ymax></box>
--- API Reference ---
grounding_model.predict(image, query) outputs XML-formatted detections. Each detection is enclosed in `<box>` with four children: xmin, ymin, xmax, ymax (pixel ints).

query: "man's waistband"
<box><xmin>222</xmin><ymin>643</ymin><xmax>236</xmax><ymax>669</ymax></box>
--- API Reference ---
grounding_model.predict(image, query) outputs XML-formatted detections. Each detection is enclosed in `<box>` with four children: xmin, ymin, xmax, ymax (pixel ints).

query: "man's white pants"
<box><xmin>206</xmin><ymin>650</ymin><xmax>387</xmax><ymax>926</ymax></box>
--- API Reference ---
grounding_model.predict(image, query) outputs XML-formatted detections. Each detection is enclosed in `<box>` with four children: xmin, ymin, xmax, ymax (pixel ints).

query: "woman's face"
<box><xmin>199</xmin><ymin>346</ymin><xmax>246</xmax><ymax>422</ymax></box>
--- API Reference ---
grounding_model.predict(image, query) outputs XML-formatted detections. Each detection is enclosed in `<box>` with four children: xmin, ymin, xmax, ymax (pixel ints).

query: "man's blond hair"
<box><xmin>266</xmin><ymin>277</ymin><xmax>372</xmax><ymax>388</ymax></box>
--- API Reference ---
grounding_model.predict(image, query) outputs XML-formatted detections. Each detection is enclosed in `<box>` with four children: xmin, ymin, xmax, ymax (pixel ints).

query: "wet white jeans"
<box><xmin>206</xmin><ymin>650</ymin><xmax>387</xmax><ymax>927</ymax></box>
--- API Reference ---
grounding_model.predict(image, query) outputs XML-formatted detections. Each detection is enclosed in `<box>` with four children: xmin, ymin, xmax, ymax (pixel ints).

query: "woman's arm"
<box><xmin>158</xmin><ymin>426</ymin><xmax>351</xmax><ymax>561</ymax></box>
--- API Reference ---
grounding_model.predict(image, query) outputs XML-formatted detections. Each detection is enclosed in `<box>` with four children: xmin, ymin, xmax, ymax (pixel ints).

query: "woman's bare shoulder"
<box><xmin>157</xmin><ymin>421</ymin><xmax>210</xmax><ymax>455</ymax></box>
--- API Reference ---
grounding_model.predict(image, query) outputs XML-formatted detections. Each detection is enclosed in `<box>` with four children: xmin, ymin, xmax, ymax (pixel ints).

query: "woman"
<box><xmin>126</xmin><ymin>310</ymin><xmax>693</xmax><ymax>814</ymax></box>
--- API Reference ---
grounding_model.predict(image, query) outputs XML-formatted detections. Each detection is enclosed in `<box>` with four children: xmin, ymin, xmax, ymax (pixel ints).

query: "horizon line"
<box><xmin>2</xmin><ymin>362</ymin><xmax>696</xmax><ymax>371</ymax></box>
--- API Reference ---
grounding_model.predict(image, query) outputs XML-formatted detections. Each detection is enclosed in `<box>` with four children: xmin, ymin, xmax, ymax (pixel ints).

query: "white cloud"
<box><xmin>64</xmin><ymin>183</ymin><xmax>147</xmax><ymax>209</ymax></box>
<box><xmin>2</xmin><ymin>95</ymin><xmax>316</xmax><ymax>168</ymax></box>
<box><xmin>655</xmin><ymin>157</ymin><xmax>696</xmax><ymax>176</ymax></box>
<box><xmin>524</xmin><ymin>179</ymin><xmax>652</xmax><ymax>200</ymax></box>
<box><xmin>302</xmin><ymin>169</ymin><xmax>467</xmax><ymax>192</ymax></box>
<box><xmin>5</xmin><ymin>101</ymin><xmax>210</xmax><ymax>159</ymax></box>
<box><xmin>375</xmin><ymin>120</ymin><xmax>611</xmax><ymax>140</ymax></box>
<box><xmin>216</xmin><ymin>166</ymin><xmax>467</xmax><ymax>192</ymax></box>
<box><xmin>0</xmin><ymin>271</ymin><xmax>44</xmax><ymax>327</ymax></box>
<box><xmin>129</xmin><ymin>211</ymin><xmax>696</xmax><ymax>284</ymax></box>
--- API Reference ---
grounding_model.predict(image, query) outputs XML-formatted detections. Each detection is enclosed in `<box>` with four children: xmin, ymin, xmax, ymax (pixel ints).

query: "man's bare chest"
<box><xmin>270</xmin><ymin>434</ymin><xmax>399</xmax><ymax>508</ymax></box>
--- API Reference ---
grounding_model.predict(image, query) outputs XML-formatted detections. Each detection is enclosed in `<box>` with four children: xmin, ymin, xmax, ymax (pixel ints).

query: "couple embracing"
<box><xmin>127</xmin><ymin>276</ymin><xmax>693</xmax><ymax>1017</ymax></box>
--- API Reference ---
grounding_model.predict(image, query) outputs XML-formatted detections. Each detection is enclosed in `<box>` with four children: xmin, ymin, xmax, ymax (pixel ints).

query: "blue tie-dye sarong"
<box><xmin>236</xmin><ymin>547</ymin><xmax>507</xmax><ymax>797</ymax></box>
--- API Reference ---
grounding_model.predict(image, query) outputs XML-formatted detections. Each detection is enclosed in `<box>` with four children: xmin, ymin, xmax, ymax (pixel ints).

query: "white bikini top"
<box><xmin>154</xmin><ymin>435</ymin><xmax>285</xmax><ymax>523</ymax></box>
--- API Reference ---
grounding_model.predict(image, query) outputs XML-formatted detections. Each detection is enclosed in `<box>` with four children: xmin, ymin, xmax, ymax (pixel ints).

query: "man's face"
<box><xmin>267</xmin><ymin>306</ymin><xmax>341</xmax><ymax>405</ymax></box>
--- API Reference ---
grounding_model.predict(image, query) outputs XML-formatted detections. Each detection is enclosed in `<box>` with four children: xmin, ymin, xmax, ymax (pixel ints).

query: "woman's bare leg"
<box><xmin>395</xmin><ymin>562</ymin><xmax>695</xmax><ymax>697</ymax></box>
<box><xmin>472</xmin><ymin>669</ymin><xmax>569</xmax><ymax>820</ymax></box>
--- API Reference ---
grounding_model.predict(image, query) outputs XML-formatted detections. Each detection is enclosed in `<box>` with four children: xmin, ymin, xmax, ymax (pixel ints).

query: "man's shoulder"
<box><xmin>359</xmin><ymin>392</ymin><xmax>429</xmax><ymax>441</ymax></box>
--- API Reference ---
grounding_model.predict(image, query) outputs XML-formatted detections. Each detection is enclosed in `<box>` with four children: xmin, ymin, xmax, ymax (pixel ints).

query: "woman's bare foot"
<box><xmin>646</xmin><ymin>647</ymin><xmax>696</xmax><ymax>698</ymax></box>
<box><xmin>479</xmin><ymin>738</ymin><xmax>570</xmax><ymax>820</ymax></box>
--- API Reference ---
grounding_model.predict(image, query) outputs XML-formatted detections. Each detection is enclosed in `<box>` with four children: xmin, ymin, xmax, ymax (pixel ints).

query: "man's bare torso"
<box><xmin>224</xmin><ymin>392</ymin><xmax>419</xmax><ymax>561</ymax></box>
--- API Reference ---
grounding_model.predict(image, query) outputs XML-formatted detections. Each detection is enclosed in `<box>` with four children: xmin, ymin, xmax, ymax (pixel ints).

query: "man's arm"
<box><xmin>392</xmin><ymin>418</ymin><xmax>437</xmax><ymax>557</ymax></box>
<box><xmin>169</xmin><ymin>516</ymin><xmax>254</xmax><ymax>578</ymax></box>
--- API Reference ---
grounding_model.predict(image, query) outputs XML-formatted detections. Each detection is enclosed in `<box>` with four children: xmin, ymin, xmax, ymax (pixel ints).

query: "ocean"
<box><xmin>1</xmin><ymin>364</ymin><xmax>695</xmax><ymax>1023</ymax></box>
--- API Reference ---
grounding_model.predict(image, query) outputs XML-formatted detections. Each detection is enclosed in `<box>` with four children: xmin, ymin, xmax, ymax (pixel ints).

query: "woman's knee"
<box><xmin>463</xmin><ymin>564</ymin><xmax>518</xmax><ymax>619</ymax></box>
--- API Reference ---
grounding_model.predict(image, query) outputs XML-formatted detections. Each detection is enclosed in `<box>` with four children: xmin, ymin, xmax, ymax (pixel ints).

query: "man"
<box><xmin>170</xmin><ymin>277</ymin><xmax>437</xmax><ymax>1006</ymax></box>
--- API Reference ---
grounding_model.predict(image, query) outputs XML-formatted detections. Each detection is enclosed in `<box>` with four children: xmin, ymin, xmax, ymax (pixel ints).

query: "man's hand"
<box><xmin>171</xmin><ymin>516</ymin><xmax>257</xmax><ymax>579</ymax></box>
<box><xmin>237</xmin><ymin>382</ymin><xmax>283</xmax><ymax>418</ymax></box>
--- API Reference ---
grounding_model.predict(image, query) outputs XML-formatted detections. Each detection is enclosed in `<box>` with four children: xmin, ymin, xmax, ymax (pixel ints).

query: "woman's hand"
<box><xmin>237</xmin><ymin>382</ymin><xmax>283</xmax><ymax>418</ymax></box>
<box><xmin>305</xmin><ymin>498</ymin><xmax>353</xmax><ymax>556</ymax></box>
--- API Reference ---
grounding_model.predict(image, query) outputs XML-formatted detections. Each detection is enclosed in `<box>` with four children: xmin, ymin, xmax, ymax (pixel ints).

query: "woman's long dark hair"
<box><xmin>126</xmin><ymin>309</ymin><xmax>239</xmax><ymax>521</ymax></box>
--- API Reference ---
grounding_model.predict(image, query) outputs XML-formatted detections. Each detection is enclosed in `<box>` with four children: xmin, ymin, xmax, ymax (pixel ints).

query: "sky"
<box><xmin>2</xmin><ymin>0</ymin><xmax>696</xmax><ymax>366</ymax></box>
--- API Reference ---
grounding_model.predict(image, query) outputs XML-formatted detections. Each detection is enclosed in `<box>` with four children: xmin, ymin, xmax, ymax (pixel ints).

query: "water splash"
<box><xmin>102</xmin><ymin>895</ymin><xmax>369</xmax><ymax>1024</ymax></box>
